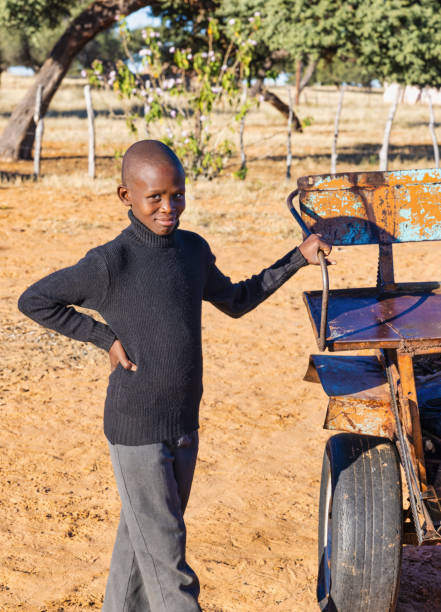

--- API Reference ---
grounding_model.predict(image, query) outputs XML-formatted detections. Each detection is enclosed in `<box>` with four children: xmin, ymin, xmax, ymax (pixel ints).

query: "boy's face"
<box><xmin>118</xmin><ymin>161</ymin><xmax>185</xmax><ymax>235</ymax></box>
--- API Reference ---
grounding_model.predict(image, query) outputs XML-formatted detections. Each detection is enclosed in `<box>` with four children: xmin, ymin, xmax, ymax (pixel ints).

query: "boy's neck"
<box><xmin>127</xmin><ymin>209</ymin><xmax>178</xmax><ymax>248</ymax></box>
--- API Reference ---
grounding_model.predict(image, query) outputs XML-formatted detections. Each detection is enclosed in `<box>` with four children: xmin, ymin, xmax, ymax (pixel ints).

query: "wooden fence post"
<box><xmin>294</xmin><ymin>59</ymin><xmax>302</xmax><ymax>105</ymax></box>
<box><xmin>428</xmin><ymin>92</ymin><xmax>440</xmax><ymax>169</ymax></box>
<box><xmin>33</xmin><ymin>85</ymin><xmax>44</xmax><ymax>179</ymax></box>
<box><xmin>379</xmin><ymin>85</ymin><xmax>401</xmax><ymax>172</ymax></box>
<box><xmin>331</xmin><ymin>84</ymin><xmax>346</xmax><ymax>174</ymax></box>
<box><xmin>84</xmin><ymin>84</ymin><xmax>96</xmax><ymax>179</ymax></box>
<box><xmin>239</xmin><ymin>81</ymin><xmax>247</xmax><ymax>176</ymax></box>
<box><xmin>286</xmin><ymin>85</ymin><xmax>293</xmax><ymax>179</ymax></box>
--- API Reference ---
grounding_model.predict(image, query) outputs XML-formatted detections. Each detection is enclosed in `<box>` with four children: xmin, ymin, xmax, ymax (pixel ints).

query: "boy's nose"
<box><xmin>160</xmin><ymin>197</ymin><xmax>178</xmax><ymax>212</ymax></box>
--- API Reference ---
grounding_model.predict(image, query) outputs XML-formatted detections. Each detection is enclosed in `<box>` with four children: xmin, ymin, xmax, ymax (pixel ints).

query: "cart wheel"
<box><xmin>317</xmin><ymin>433</ymin><xmax>402</xmax><ymax>612</ymax></box>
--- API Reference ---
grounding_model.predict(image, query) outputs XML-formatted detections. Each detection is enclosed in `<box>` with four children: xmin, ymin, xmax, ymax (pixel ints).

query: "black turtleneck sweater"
<box><xmin>18</xmin><ymin>210</ymin><xmax>307</xmax><ymax>445</ymax></box>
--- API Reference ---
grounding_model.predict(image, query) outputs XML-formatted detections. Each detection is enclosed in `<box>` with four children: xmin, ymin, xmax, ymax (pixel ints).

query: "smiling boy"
<box><xmin>18</xmin><ymin>140</ymin><xmax>332</xmax><ymax>611</ymax></box>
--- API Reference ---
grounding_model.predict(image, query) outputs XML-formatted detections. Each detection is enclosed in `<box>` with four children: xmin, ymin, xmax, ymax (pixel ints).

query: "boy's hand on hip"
<box><xmin>299</xmin><ymin>233</ymin><xmax>336</xmax><ymax>266</ymax></box>
<box><xmin>109</xmin><ymin>339</ymin><xmax>136</xmax><ymax>372</ymax></box>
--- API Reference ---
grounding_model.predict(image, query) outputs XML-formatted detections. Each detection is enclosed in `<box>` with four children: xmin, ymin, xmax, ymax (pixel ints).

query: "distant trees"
<box><xmin>252</xmin><ymin>0</ymin><xmax>441</xmax><ymax>171</ymax></box>
<box><xmin>1</xmin><ymin>0</ymin><xmax>441</xmax><ymax>165</ymax></box>
<box><xmin>357</xmin><ymin>0</ymin><xmax>441</xmax><ymax>89</ymax></box>
<box><xmin>0</xmin><ymin>0</ymin><xmax>81</xmax><ymax>74</ymax></box>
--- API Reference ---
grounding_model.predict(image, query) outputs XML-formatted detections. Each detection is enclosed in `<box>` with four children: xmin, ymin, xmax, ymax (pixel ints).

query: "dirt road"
<box><xmin>2</xmin><ymin>77</ymin><xmax>441</xmax><ymax>609</ymax></box>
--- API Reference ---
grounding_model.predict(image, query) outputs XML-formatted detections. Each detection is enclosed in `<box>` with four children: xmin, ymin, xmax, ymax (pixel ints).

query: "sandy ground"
<box><xmin>2</xmin><ymin>79</ymin><xmax>441</xmax><ymax>611</ymax></box>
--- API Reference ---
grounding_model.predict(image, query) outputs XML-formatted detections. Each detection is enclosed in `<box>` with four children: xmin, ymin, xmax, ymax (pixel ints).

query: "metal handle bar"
<box><xmin>286</xmin><ymin>189</ymin><xmax>329</xmax><ymax>351</ymax></box>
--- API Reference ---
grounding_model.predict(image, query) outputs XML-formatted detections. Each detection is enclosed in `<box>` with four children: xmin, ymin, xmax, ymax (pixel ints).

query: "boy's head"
<box><xmin>118</xmin><ymin>140</ymin><xmax>186</xmax><ymax>236</ymax></box>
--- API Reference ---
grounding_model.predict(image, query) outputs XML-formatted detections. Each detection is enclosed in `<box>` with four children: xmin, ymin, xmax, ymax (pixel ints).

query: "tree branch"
<box><xmin>250</xmin><ymin>78</ymin><xmax>302</xmax><ymax>132</ymax></box>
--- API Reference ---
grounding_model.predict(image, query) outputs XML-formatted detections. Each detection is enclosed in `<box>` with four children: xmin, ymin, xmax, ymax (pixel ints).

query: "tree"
<box><xmin>0</xmin><ymin>23</ymin><xmax>67</xmax><ymax>74</ymax></box>
<box><xmin>357</xmin><ymin>0</ymin><xmax>441</xmax><ymax>89</ymax></box>
<box><xmin>0</xmin><ymin>0</ymin><xmax>74</xmax><ymax>30</ymax></box>
<box><xmin>88</xmin><ymin>15</ymin><xmax>259</xmax><ymax>179</ymax></box>
<box><xmin>356</xmin><ymin>0</ymin><xmax>441</xmax><ymax>170</ymax></box>
<box><xmin>0</xmin><ymin>0</ymin><xmax>165</xmax><ymax>160</ymax></box>
<box><xmin>313</xmin><ymin>56</ymin><xmax>376</xmax><ymax>87</ymax></box>
<box><xmin>150</xmin><ymin>1</ymin><xmax>304</xmax><ymax>128</ymax></box>
<box><xmin>221</xmin><ymin>0</ymin><xmax>362</xmax><ymax>123</ymax></box>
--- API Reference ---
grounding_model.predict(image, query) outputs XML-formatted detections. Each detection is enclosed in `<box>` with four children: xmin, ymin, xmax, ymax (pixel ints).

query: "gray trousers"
<box><xmin>103</xmin><ymin>432</ymin><xmax>201</xmax><ymax>612</ymax></box>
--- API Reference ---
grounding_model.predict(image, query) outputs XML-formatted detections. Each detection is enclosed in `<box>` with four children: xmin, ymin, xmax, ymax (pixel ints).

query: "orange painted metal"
<box><xmin>298</xmin><ymin>168</ymin><xmax>441</xmax><ymax>245</ymax></box>
<box><xmin>397</xmin><ymin>352</ymin><xmax>427</xmax><ymax>490</ymax></box>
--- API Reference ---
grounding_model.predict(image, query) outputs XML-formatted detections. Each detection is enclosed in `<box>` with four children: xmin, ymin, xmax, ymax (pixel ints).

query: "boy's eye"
<box><xmin>175</xmin><ymin>192</ymin><xmax>184</xmax><ymax>200</ymax></box>
<box><xmin>149</xmin><ymin>194</ymin><xmax>161</xmax><ymax>200</ymax></box>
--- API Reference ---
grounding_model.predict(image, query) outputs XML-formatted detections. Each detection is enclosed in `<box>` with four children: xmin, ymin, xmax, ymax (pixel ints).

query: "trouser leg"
<box><xmin>103</xmin><ymin>433</ymin><xmax>200</xmax><ymax>612</ymax></box>
<box><xmin>173</xmin><ymin>432</ymin><xmax>199</xmax><ymax>513</ymax></box>
<box><xmin>103</xmin><ymin>509</ymin><xmax>150</xmax><ymax>611</ymax></box>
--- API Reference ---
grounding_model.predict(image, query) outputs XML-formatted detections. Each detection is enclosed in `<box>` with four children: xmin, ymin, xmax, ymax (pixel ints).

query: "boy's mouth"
<box><xmin>156</xmin><ymin>216</ymin><xmax>177</xmax><ymax>228</ymax></box>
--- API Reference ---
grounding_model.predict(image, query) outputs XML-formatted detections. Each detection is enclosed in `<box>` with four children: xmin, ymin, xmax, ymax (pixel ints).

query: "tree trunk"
<box><xmin>299</xmin><ymin>57</ymin><xmax>317</xmax><ymax>92</ymax></box>
<box><xmin>0</xmin><ymin>0</ymin><xmax>161</xmax><ymax>160</ymax></box>
<box><xmin>250</xmin><ymin>78</ymin><xmax>302</xmax><ymax>132</ymax></box>
<box><xmin>33</xmin><ymin>85</ymin><xmax>44</xmax><ymax>178</ymax></box>
<box><xmin>263</xmin><ymin>87</ymin><xmax>303</xmax><ymax>131</ymax></box>
<box><xmin>294</xmin><ymin>59</ymin><xmax>302</xmax><ymax>105</ymax></box>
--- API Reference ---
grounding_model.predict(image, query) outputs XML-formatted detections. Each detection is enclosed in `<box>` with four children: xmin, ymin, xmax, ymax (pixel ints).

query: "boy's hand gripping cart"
<box><xmin>287</xmin><ymin>169</ymin><xmax>441</xmax><ymax>612</ymax></box>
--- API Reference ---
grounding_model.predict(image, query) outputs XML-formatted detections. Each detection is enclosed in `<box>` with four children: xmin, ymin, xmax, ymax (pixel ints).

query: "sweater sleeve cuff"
<box><xmin>90</xmin><ymin>322</ymin><xmax>117</xmax><ymax>352</ymax></box>
<box><xmin>287</xmin><ymin>246</ymin><xmax>308</xmax><ymax>270</ymax></box>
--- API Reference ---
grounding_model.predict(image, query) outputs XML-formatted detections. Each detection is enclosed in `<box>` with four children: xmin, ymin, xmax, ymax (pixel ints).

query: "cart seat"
<box><xmin>295</xmin><ymin>168</ymin><xmax>441</xmax><ymax>352</ymax></box>
<box><xmin>304</xmin><ymin>284</ymin><xmax>441</xmax><ymax>352</ymax></box>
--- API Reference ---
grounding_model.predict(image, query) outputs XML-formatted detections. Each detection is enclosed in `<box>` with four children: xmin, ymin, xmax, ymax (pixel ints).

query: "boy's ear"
<box><xmin>117</xmin><ymin>184</ymin><xmax>131</xmax><ymax>207</ymax></box>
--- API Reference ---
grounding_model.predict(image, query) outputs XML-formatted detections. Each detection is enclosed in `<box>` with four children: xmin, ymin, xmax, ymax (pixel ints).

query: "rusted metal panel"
<box><xmin>297</xmin><ymin>168</ymin><xmax>441</xmax><ymax>245</ymax></box>
<box><xmin>325</xmin><ymin>396</ymin><xmax>396</xmax><ymax>439</ymax></box>
<box><xmin>306</xmin><ymin>355</ymin><xmax>396</xmax><ymax>438</ymax></box>
<box><xmin>304</xmin><ymin>288</ymin><xmax>441</xmax><ymax>351</ymax></box>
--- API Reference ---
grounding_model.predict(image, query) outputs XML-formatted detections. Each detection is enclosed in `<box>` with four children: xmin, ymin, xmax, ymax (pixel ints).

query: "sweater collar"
<box><xmin>126</xmin><ymin>209</ymin><xmax>177</xmax><ymax>248</ymax></box>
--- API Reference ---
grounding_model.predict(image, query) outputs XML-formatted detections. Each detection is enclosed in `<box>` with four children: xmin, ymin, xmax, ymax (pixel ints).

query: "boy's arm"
<box><xmin>203</xmin><ymin>234</ymin><xmax>333</xmax><ymax>318</ymax></box>
<box><xmin>203</xmin><ymin>246</ymin><xmax>307</xmax><ymax>318</ymax></box>
<box><xmin>17</xmin><ymin>249</ymin><xmax>116</xmax><ymax>351</ymax></box>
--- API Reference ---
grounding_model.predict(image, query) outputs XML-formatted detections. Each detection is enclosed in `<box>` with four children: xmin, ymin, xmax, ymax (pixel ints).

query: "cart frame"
<box><xmin>288</xmin><ymin>168</ymin><xmax>441</xmax><ymax>545</ymax></box>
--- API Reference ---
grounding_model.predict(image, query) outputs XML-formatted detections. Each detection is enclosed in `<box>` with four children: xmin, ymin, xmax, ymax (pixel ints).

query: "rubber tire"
<box><xmin>317</xmin><ymin>433</ymin><xmax>402</xmax><ymax>612</ymax></box>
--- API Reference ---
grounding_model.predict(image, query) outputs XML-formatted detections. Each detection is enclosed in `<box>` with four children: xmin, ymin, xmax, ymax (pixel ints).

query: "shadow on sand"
<box><xmin>397</xmin><ymin>544</ymin><xmax>441</xmax><ymax>611</ymax></box>
<box><xmin>257</xmin><ymin>143</ymin><xmax>436</xmax><ymax>166</ymax></box>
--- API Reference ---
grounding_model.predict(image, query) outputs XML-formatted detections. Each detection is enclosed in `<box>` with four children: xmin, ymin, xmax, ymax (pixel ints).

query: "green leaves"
<box><xmin>357</xmin><ymin>0</ymin><xmax>441</xmax><ymax>87</ymax></box>
<box><xmin>87</xmin><ymin>15</ymin><xmax>261</xmax><ymax>180</ymax></box>
<box><xmin>221</xmin><ymin>0</ymin><xmax>441</xmax><ymax>87</ymax></box>
<box><xmin>0</xmin><ymin>0</ymin><xmax>74</xmax><ymax>31</ymax></box>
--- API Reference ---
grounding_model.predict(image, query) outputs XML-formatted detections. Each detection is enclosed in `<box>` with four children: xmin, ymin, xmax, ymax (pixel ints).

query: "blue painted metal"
<box><xmin>297</xmin><ymin>168</ymin><xmax>441</xmax><ymax>245</ymax></box>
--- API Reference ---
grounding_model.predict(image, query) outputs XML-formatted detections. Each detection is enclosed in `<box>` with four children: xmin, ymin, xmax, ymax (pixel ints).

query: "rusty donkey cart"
<box><xmin>287</xmin><ymin>168</ymin><xmax>441</xmax><ymax>612</ymax></box>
